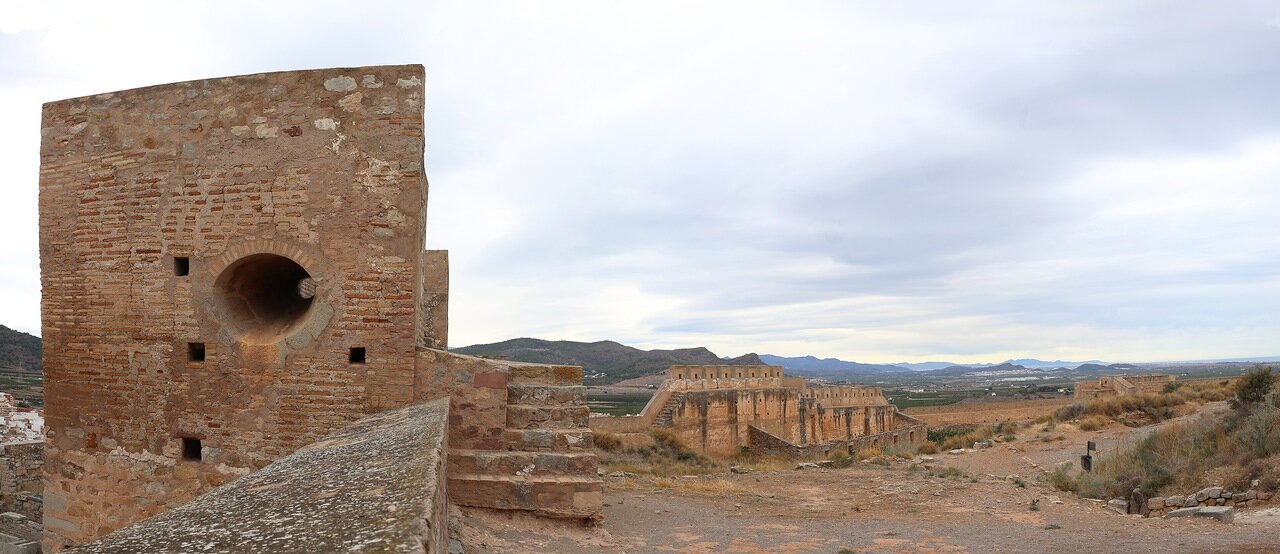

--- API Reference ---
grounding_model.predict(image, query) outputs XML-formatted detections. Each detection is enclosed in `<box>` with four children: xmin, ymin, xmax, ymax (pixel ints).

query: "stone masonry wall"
<box><xmin>414</xmin><ymin>349</ymin><xmax>602</xmax><ymax>517</ymax></box>
<box><xmin>0</xmin><ymin>442</ymin><xmax>42</xmax><ymax>521</ymax></box>
<box><xmin>418</xmin><ymin>250</ymin><xmax>449</xmax><ymax>350</ymax></box>
<box><xmin>39</xmin><ymin>65</ymin><xmax>429</xmax><ymax>550</ymax></box>
<box><xmin>69</xmin><ymin>399</ymin><xmax>451</xmax><ymax>554</ymax></box>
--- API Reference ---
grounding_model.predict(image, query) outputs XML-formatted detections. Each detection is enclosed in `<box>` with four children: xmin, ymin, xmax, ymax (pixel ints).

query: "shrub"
<box><xmin>829</xmin><ymin>453</ymin><xmax>856</xmax><ymax>468</ymax></box>
<box><xmin>1236</xmin><ymin>366</ymin><xmax>1276</xmax><ymax>406</ymax></box>
<box><xmin>1049</xmin><ymin>463</ymin><xmax>1076</xmax><ymax>492</ymax></box>
<box><xmin>1055</xmin><ymin>403</ymin><xmax>1086</xmax><ymax>421</ymax></box>
<box><xmin>917</xmin><ymin>441</ymin><xmax>939</xmax><ymax>454</ymax></box>
<box><xmin>594</xmin><ymin>431</ymin><xmax>621</xmax><ymax>452</ymax></box>
<box><xmin>1078</xmin><ymin>416</ymin><xmax>1108</xmax><ymax>432</ymax></box>
<box><xmin>854</xmin><ymin>446</ymin><xmax>883</xmax><ymax>461</ymax></box>
<box><xmin>1235</xmin><ymin>402</ymin><xmax>1280</xmax><ymax>458</ymax></box>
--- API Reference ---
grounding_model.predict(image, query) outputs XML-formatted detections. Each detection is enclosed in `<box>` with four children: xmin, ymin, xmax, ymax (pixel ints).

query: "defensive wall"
<box><xmin>71</xmin><ymin>399</ymin><xmax>450</xmax><ymax>553</ymax></box>
<box><xmin>38</xmin><ymin>65</ymin><xmax>600</xmax><ymax>551</ymax></box>
<box><xmin>1075</xmin><ymin>374</ymin><xmax>1175</xmax><ymax>400</ymax></box>
<box><xmin>635</xmin><ymin>365</ymin><xmax>924</xmax><ymax>457</ymax></box>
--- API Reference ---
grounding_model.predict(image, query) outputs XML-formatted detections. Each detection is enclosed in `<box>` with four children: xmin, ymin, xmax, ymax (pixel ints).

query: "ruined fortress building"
<box><xmin>1074</xmin><ymin>374</ymin><xmax>1176</xmax><ymax>401</ymax></box>
<box><xmin>39</xmin><ymin>65</ymin><xmax>600</xmax><ymax>551</ymax></box>
<box><xmin>633</xmin><ymin>365</ymin><xmax>925</xmax><ymax>457</ymax></box>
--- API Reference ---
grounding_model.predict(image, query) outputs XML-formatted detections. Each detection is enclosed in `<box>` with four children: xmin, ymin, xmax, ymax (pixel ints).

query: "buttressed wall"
<box><xmin>39</xmin><ymin>65</ymin><xmax>600</xmax><ymax>551</ymax></box>
<box><xmin>642</xmin><ymin>365</ymin><xmax>924</xmax><ymax>456</ymax></box>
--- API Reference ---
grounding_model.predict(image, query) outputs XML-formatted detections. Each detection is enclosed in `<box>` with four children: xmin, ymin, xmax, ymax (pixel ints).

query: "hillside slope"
<box><xmin>452</xmin><ymin>338</ymin><xmax>763</xmax><ymax>383</ymax></box>
<box><xmin>0</xmin><ymin>325</ymin><xmax>41</xmax><ymax>372</ymax></box>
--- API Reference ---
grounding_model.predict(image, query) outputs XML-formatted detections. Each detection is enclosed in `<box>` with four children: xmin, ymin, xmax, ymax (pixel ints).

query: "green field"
<box><xmin>586</xmin><ymin>392</ymin><xmax>653</xmax><ymax>416</ymax></box>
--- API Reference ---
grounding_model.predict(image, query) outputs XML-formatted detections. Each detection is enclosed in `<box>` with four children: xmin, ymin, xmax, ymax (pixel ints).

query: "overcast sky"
<box><xmin>2</xmin><ymin>1</ymin><xmax>1278</xmax><ymax>363</ymax></box>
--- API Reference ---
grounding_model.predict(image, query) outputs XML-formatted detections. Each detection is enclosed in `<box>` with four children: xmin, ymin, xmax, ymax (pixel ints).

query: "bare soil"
<box><xmin>456</xmin><ymin>402</ymin><xmax>1279</xmax><ymax>553</ymax></box>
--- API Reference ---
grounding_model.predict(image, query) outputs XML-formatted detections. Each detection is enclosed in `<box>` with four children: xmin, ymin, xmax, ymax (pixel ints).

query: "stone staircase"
<box><xmin>652</xmin><ymin>392</ymin><xmax>685</xmax><ymax>428</ymax></box>
<box><xmin>447</xmin><ymin>364</ymin><xmax>603</xmax><ymax>519</ymax></box>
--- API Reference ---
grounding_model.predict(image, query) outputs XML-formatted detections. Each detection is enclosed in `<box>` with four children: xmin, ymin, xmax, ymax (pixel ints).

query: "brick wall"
<box><xmin>39</xmin><ymin>65</ymin><xmax>429</xmax><ymax>550</ymax></box>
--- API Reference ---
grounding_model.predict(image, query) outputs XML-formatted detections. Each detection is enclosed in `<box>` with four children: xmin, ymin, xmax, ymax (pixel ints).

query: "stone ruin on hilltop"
<box><xmin>595</xmin><ymin>364</ymin><xmax>926</xmax><ymax>458</ymax></box>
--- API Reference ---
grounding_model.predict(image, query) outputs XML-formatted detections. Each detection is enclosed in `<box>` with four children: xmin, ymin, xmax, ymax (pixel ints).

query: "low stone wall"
<box><xmin>844</xmin><ymin>412</ymin><xmax>927</xmax><ymax>452</ymax></box>
<box><xmin>747</xmin><ymin>412</ymin><xmax>927</xmax><ymax>459</ymax></box>
<box><xmin>0</xmin><ymin>442</ymin><xmax>41</xmax><ymax>521</ymax></box>
<box><xmin>0</xmin><ymin>512</ymin><xmax>41</xmax><ymax>553</ymax></box>
<box><xmin>68</xmin><ymin>399</ymin><xmax>451</xmax><ymax>553</ymax></box>
<box><xmin>1145</xmin><ymin>487</ymin><xmax>1273</xmax><ymax>517</ymax></box>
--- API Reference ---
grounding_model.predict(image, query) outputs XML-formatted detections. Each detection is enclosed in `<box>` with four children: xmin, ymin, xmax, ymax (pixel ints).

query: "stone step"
<box><xmin>503</xmin><ymin>428</ymin><xmax>593</xmax><ymax>452</ymax></box>
<box><xmin>508</xmin><ymin>364</ymin><xmax>583</xmax><ymax>386</ymax></box>
<box><xmin>506</xmin><ymin>384</ymin><xmax>586</xmax><ymax>406</ymax></box>
<box><xmin>448</xmin><ymin>473</ymin><xmax>603</xmax><ymax>518</ymax></box>
<box><xmin>448</xmin><ymin>449</ymin><xmax>598</xmax><ymax>477</ymax></box>
<box><xmin>506</xmin><ymin>405</ymin><xmax>590</xmax><ymax>430</ymax></box>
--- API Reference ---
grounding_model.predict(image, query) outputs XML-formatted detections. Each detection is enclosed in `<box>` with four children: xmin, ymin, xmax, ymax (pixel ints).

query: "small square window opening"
<box><xmin>349</xmin><ymin>347</ymin><xmax>366</xmax><ymax>364</ymax></box>
<box><xmin>187</xmin><ymin>342</ymin><xmax>206</xmax><ymax>363</ymax></box>
<box><xmin>174</xmin><ymin>257</ymin><xmax>190</xmax><ymax>276</ymax></box>
<box><xmin>182</xmin><ymin>437</ymin><xmax>202</xmax><ymax>461</ymax></box>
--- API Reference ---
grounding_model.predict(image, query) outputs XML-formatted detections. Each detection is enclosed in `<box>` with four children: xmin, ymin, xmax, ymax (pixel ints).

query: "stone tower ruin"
<box><xmin>39</xmin><ymin>65</ymin><xmax>600</xmax><ymax>551</ymax></box>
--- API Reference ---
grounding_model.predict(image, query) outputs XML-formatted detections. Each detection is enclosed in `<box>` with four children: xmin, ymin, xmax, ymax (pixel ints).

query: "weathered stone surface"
<box><xmin>1194</xmin><ymin>506</ymin><xmax>1234</xmax><ymax>524</ymax></box>
<box><xmin>1107</xmin><ymin>499</ymin><xmax>1129</xmax><ymax>514</ymax></box>
<box><xmin>70</xmin><ymin>399</ymin><xmax>450</xmax><ymax>554</ymax></box>
<box><xmin>1129</xmin><ymin>488</ymin><xmax>1148</xmax><ymax>516</ymax></box>
<box><xmin>635</xmin><ymin>365</ymin><xmax>923</xmax><ymax>457</ymax></box>
<box><xmin>1168</xmin><ymin>507</ymin><xmax>1202</xmax><ymax>518</ymax></box>
<box><xmin>1196</xmin><ymin>487</ymin><xmax>1224</xmax><ymax>502</ymax></box>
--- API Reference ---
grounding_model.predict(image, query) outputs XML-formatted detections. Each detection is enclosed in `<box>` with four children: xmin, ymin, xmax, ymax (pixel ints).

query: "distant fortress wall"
<box><xmin>1075</xmin><ymin>374</ymin><xmax>1176</xmax><ymax>400</ymax></box>
<box><xmin>638</xmin><ymin>365</ymin><xmax>923</xmax><ymax>457</ymax></box>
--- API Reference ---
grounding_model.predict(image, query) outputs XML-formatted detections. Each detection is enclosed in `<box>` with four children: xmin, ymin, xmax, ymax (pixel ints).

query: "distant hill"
<box><xmin>0</xmin><ymin>325</ymin><xmax>41</xmax><ymax>372</ymax></box>
<box><xmin>452</xmin><ymin>338</ymin><xmax>765</xmax><ymax>383</ymax></box>
<box><xmin>757</xmin><ymin>354</ymin><xmax>909</xmax><ymax>373</ymax></box>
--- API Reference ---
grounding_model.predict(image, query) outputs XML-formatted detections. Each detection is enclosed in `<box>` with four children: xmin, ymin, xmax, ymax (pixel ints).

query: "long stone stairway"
<box><xmin>652</xmin><ymin>392</ymin><xmax>685</xmax><ymax>428</ymax></box>
<box><xmin>447</xmin><ymin>364</ymin><xmax>603</xmax><ymax>518</ymax></box>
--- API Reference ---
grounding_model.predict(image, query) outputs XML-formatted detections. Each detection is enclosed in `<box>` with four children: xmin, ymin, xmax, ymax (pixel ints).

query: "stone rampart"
<box><xmin>667</xmin><ymin>365</ymin><xmax>783</xmax><ymax>380</ymax></box>
<box><xmin>1075</xmin><ymin>374</ymin><xmax>1175</xmax><ymax>400</ymax></box>
<box><xmin>69</xmin><ymin>398</ymin><xmax>450</xmax><ymax>553</ymax></box>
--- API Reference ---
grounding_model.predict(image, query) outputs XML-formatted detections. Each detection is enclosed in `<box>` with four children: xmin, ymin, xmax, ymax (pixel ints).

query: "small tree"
<box><xmin>1236</xmin><ymin>365</ymin><xmax>1276</xmax><ymax>406</ymax></box>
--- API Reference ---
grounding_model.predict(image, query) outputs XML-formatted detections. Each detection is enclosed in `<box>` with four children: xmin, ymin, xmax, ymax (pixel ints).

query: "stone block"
<box><xmin>1167</xmin><ymin>507</ymin><xmax>1201</xmax><ymax>518</ymax></box>
<box><xmin>1194</xmin><ymin>506</ymin><xmax>1234</xmax><ymax>523</ymax></box>
<box><xmin>1107</xmin><ymin>499</ymin><xmax>1128</xmax><ymax>514</ymax></box>
<box><xmin>1196</xmin><ymin>486</ymin><xmax>1223</xmax><ymax>502</ymax></box>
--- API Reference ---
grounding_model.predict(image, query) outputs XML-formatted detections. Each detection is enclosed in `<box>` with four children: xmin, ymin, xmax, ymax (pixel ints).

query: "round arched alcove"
<box><xmin>213</xmin><ymin>253</ymin><xmax>316</xmax><ymax>343</ymax></box>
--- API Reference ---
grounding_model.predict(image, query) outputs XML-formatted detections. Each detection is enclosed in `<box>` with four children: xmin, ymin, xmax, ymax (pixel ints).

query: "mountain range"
<box><xmin>452</xmin><ymin>338</ymin><xmax>763</xmax><ymax>383</ymax></box>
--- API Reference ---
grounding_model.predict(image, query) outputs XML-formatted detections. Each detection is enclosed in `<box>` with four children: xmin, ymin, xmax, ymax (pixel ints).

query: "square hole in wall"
<box><xmin>174</xmin><ymin>256</ymin><xmax>190</xmax><ymax>276</ymax></box>
<box><xmin>182</xmin><ymin>437</ymin><xmax>202</xmax><ymax>461</ymax></box>
<box><xmin>187</xmin><ymin>342</ymin><xmax>206</xmax><ymax>363</ymax></box>
<box><xmin>349</xmin><ymin>347</ymin><xmax>366</xmax><ymax>364</ymax></box>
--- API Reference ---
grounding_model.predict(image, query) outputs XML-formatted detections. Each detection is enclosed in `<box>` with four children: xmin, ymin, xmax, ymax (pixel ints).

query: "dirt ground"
<box><xmin>456</xmin><ymin>402</ymin><xmax>1280</xmax><ymax>553</ymax></box>
<box><xmin>904</xmin><ymin>397</ymin><xmax>1077</xmax><ymax>427</ymax></box>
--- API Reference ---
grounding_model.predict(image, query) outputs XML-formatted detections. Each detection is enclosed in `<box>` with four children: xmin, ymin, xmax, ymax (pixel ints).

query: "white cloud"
<box><xmin>2</xmin><ymin>1</ymin><xmax>1278</xmax><ymax>363</ymax></box>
